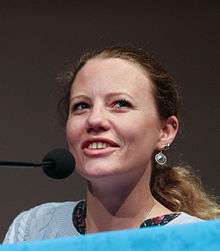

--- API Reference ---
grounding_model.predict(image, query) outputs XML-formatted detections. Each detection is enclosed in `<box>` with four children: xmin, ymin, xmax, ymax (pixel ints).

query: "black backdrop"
<box><xmin>0</xmin><ymin>0</ymin><xmax>219</xmax><ymax>241</ymax></box>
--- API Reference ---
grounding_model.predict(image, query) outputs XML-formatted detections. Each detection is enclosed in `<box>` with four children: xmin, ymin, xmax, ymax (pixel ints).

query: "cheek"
<box><xmin>66</xmin><ymin>118</ymin><xmax>83</xmax><ymax>148</ymax></box>
<box><xmin>66</xmin><ymin>118</ymin><xmax>85</xmax><ymax>169</ymax></box>
<box><xmin>120</xmin><ymin>116</ymin><xmax>160</xmax><ymax>153</ymax></box>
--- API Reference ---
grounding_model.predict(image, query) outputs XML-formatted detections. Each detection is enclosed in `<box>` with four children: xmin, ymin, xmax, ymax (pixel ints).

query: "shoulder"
<box><xmin>167</xmin><ymin>212</ymin><xmax>204</xmax><ymax>225</ymax></box>
<box><xmin>20</xmin><ymin>201</ymin><xmax>78</xmax><ymax>218</ymax></box>
<box><xmin>3</xmin><ymin>201</ymin><xmax>80</xmax><ymax>244</ymax></box>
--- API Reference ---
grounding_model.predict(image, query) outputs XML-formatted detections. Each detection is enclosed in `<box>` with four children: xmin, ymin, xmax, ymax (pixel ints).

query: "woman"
<box><xmin>4</xmin><ymin>46</ymin><xmax>220</xmax><ymax>243</ymax></box>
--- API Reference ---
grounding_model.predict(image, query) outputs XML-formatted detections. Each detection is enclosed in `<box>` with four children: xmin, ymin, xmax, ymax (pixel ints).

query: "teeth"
<box><xmin>88</xmin><ymin>142</ymin><xmax>110</xmax><ymax>149</ymax></box>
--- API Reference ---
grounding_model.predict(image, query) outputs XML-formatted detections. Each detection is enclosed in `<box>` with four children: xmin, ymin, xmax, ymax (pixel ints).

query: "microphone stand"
<box><xmin>0</xmin><ymin>161</ymin><xmax>51</xmax><ymax>168</ymax></box>
<box><xmin>0</xmin><ymin>148</ymin><xmax>75</xmax><ymax>178</ymax></box>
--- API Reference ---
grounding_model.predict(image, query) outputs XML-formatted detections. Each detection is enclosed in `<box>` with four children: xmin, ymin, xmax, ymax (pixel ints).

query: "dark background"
<box><xmin>0</xmin><ymin>0</ymin><xmax>219</xmax><ymax>241</ymax></box>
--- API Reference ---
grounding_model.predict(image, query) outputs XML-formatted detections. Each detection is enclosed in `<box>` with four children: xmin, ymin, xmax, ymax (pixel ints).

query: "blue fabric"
<box><xmin>1</xmin><ymin>220</ymin><xmax>220</xmax><ymax>251</ymax></box>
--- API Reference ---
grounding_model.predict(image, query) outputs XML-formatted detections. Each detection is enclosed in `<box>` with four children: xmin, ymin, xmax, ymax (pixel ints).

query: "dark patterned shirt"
<box><xmin>73</xmin><ymin>200</ymin><xmax>180</xmax><ymax>234</ymax></box>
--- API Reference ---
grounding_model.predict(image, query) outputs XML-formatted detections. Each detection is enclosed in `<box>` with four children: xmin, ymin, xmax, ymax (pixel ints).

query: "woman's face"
<box><xmin>66</xmin><ymin>57</ymin><xmax>164</xmax><ymax>182</ymax></box>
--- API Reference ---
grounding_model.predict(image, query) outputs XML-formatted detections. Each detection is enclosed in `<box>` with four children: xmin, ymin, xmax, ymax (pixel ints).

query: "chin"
<box><xmin>76</xmin><ymin>161</ymin><xmax>122</xmax><ymax>180</ymax></box>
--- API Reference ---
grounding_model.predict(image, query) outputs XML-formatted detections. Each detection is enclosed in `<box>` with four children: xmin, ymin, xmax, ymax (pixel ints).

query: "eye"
<box><xmin>71</xmin><ymin>101</ymin><xmax>90</xmax><ymax>112</ymax></box>
<box><xmin>112</xmin><ymin>99</ymin><xmax>132</xmax><ymax>109</ymax></box>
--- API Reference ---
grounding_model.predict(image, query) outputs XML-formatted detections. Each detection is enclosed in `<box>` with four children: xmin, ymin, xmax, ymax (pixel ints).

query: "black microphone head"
<box><xmin>42</xmin><ymin>148</ymin><xmax>75</xmax><ymax>179</ymax></box>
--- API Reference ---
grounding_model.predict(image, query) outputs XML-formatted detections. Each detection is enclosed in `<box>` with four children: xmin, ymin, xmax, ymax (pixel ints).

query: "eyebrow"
<box><xmin>107</xmin><ymin>92</ymin><xmax>135</xmax><ymax>100</ymax></box>
<box><xmin>70</xmin><ymin>92</ymin><xmax>135</xmax><ymax>102</ymax></box>
<box><xmin>70</xmin><ymin>95</ymin><xmax>90</xmax><ymax>102</ymax></box>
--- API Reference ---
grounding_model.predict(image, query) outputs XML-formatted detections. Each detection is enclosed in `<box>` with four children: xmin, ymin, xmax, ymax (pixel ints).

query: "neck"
<box><xmin>85</xmin><ymin>167</ymin><xmax>156</xmax><ymax>233</ymax></box>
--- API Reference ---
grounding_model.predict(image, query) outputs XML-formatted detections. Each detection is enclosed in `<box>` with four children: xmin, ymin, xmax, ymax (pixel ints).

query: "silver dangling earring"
<box><xmin>155</xmin><ymin>144</ymin><xmax>170</xmax><ymax>166</ymax></box>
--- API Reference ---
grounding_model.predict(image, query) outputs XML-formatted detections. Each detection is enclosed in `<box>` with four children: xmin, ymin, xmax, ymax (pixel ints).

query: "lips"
<box><xmin>81</xmin><ymin>138</ymin><xmax>120</xmax><ymax>158</ymax></box>
<box><xmin>81</xmin><ymin>138</ymin><xmax>120</xmax><ymax>149</ymax></box>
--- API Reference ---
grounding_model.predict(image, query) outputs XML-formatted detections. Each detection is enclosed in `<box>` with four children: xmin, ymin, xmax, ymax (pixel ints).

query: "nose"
<box><xmin>86</xmin><ymin>104</ymin><xmax>110</xmax><ymax>134</ymax></box>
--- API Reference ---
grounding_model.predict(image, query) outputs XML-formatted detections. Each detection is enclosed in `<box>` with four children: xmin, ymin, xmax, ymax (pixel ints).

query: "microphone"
<box><xmin>0</xmin><ymin>148</ymin><xmax>75</xmax><ymax>179</ymax></box>
<box><xmin>42</xmin><ymin>148</ymin><xmax>75</xmax><ymax>179</ymax></box>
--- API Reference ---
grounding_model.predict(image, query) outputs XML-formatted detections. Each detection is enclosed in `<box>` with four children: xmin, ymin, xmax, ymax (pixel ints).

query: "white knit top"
<box><xmin>3</xmin><ymin>201</ymin><xmax>203</xmax><ymax>244</ymax></box>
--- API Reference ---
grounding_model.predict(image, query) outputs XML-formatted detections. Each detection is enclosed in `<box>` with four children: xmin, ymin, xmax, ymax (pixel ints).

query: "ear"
<box><xmin>157</xmin><ymin>115</ymin><xmax>179</xmax><ymax>150</ymax></box>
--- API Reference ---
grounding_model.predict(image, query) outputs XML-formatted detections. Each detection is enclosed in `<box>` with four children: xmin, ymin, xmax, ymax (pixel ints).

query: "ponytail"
<box><xmin>151</xmin><ymin>166</ymin><xmax>220</xmax><ymax>220</ymax></box>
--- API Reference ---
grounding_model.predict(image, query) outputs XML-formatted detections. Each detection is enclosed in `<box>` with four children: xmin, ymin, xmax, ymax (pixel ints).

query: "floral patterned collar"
<box><xmin>72</xmin><ymin>200</ymin><xmax>180</xmax><ymax>234</ymax></box>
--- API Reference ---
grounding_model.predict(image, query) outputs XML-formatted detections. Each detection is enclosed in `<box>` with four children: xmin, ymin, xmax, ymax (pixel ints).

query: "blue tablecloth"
<box><xmin>1</xmin><ymin>219</ymin><xmax>220</xmax><ymax>251</ymax></box>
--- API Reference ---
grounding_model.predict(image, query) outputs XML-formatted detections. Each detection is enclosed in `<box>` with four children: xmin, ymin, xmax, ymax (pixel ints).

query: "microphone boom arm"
<box><xmin>0</xmin><ymin>161</ymin><xmax>51</xmax><ymax>168</ymax></box>
<box><xmin>0</xmin><ymin>148</ymin><xmax>75</xmax><ymax>179</ymax></box>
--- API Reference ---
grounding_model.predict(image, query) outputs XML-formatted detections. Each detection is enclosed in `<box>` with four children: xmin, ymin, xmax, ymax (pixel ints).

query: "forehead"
<box><xmin>71</xmin><ymin>57</ymin><xmax>154</xmax><ymax>97</ymax></box>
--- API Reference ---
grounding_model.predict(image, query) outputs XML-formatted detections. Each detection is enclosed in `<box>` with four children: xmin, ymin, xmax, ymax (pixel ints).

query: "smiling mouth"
<box><xmin>87</xmin><ymin>142</ymin><xmax>111</xmax><ymax>149</ymax></box>
<box><xmin>83</xmin><ymin>144</ymin><xmax>119</xmax><ymax>157</ymax></box>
